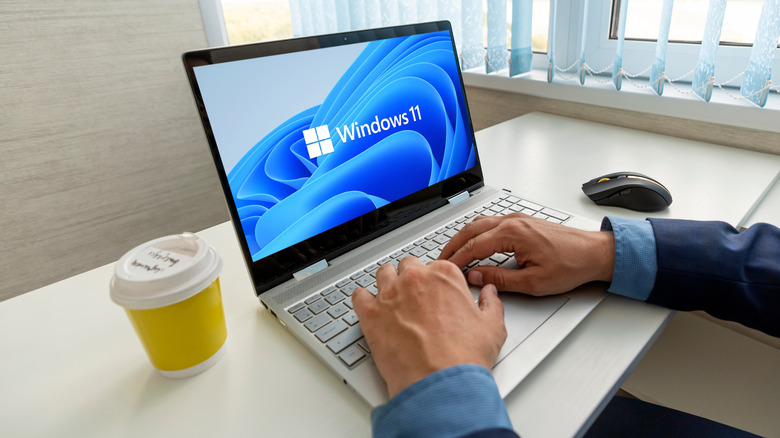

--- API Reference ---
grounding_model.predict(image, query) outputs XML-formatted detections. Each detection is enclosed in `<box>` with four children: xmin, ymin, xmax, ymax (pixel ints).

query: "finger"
<box><xmin>351</xmin><ymin>287</ymin><xmax>376</xmax><ymax>321</ymax></box>
<box><xmin>447</xmin><ymin>226</ymin><xmax>514</xmax><ymax>268</ymax></box>
<box><xmin>375</xmin><ymin>263</ymin><xmax>398</xmax><ymax>294</ymax></box>
<box><xmin>397</xmin><ymin>255</ymin><xmax>423</xmax><ymax>274</ymax></box>
<box><xmin>477</xmin><ymin>284</ymin><xmax>508</xmax><ymax>345</ymax></box>
<box><xmin>468</xmin><ymin>266</ymin><xmax>521</xmax><ymax>291</ymax></box>
<box><xmin>477</xmin><ymin>284</ymin><xmax>504</xmax><ymax>321</ymax></box>
<box><xmin>438</xmin><ymin>215</ymin><xmax>503</xmax><ymax>261</ymax></box>
<box><xmin>468</xmin><ymin>266</ymin><xmax>552</xmax><ymax>296</ymax></box>
<box><xmin>376</xmin><ymin>263</ymin><xmax>398</xmax><ymax>288</ymax></box>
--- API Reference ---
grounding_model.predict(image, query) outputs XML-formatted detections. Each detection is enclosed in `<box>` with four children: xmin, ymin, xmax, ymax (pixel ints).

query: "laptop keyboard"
<box><xmin>285</xmin><ymin>193</ymin><xmax>570</xmax><ymax>369</ymax></box>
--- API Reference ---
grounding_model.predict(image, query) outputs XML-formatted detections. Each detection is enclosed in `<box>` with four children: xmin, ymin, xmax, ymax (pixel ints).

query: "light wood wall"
<box><xmin>1</xmin><ymin>1</ymin><xmax>228</xmax><ymax>301</ymax></box>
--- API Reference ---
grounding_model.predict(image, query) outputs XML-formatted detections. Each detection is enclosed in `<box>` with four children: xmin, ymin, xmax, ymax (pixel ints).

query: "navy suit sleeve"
<box><xmin>647</xmin><ymin>219</ymin><xmax>780</xmax><ymax>337</ymax></box>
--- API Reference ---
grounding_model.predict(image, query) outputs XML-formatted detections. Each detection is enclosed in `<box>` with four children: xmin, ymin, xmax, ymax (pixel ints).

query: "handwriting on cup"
<box><xmin>130</xmin><ymin>249</ymin><xmax>182</xmax><ymax>275</ymax></box>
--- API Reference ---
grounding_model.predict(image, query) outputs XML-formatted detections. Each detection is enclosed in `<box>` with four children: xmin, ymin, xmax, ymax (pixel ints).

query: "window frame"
<box><xmin>199</xmin><ymin>0</ymin><xmax>229</xmax><ymax>47</ymax></box>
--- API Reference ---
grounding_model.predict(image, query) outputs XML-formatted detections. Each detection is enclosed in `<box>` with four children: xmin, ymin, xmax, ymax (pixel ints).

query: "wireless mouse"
<box><xmin>581</xmin><ymin>171</ymin><xmax>672</xmax><ymax>212</ymax></box>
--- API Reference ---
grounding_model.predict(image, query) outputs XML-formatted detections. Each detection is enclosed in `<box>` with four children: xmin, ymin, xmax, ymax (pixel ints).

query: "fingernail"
<box><xmin>469</xmin><ymin>270</ymin><xmax>483</xmax><ymax>286</ymax></box>
<box><xmin>488</xmin><ymin>284</ymin><xmax>498</xmax><ymax>295</ymax></box>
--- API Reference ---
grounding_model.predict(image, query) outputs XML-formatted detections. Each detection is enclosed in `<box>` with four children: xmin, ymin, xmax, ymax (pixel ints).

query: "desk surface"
<box><xmin>2</xmin><ymin>113</ymin><xmax>778</xmax><ymax>438</ymax></box>
<box><xmin>744</xmin><ymin>174</ymin><xmax>780</xmax><ymax>227</ymax></box>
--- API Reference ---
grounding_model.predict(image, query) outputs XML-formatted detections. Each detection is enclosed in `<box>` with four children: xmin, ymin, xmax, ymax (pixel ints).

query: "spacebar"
<box><xmin>327</xmin><ymin>323</ymin><xmax>363</xmax><ymax>354</ymax></box>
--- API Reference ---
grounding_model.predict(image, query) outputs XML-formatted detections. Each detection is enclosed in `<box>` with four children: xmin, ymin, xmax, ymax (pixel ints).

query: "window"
<box><xmin>576</xmin><ymin>0</ymin><xmax>780</xmax><ymax>87</ymax></box>
<box><xmin>614</xmin><ymin>0</ymin><xmax>769</xmax><ymax>47</ymax></box>
<box><xmin>495</xmin><ymin>0</ymin><xmax>550</xmax><ymax>53</ymax></box>
<box><xmin>221</xmin><ymin>0</ymin><xmax>293</xmax><ymax>45</ymax></box>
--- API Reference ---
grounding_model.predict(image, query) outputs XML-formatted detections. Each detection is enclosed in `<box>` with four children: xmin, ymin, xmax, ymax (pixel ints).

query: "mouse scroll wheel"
<box><xmin>597</xmin><ymin>178</ymin><xmax>611</xmax><ymax>183</ymax></box>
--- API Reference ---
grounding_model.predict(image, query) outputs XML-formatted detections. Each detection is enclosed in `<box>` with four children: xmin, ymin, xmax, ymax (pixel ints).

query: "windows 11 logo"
<box><xmin>303</xmin><ymin>125</ymin><xmax>334</xmax><ymax>159</ymax></box>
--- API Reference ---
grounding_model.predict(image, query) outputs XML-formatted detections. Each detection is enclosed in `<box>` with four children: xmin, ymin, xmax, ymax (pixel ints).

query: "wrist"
<box><xmin>594</xmin><ymin>230</ymin><xmax>615</xmax><ymax>283</ymax></box>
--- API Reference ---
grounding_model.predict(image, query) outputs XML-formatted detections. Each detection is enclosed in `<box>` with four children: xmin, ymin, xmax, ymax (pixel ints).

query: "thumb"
<box><xmin>477</xmin><ymin>284</ymin><xmax>504</xmax><ymax>320</ymax></box>
<box><xmin>478</xmin><ymin>284</ymin><xmax>507</xmax><ymax>349</ymax></box>
<box><xmin>469</xmin><ymin>266</ymin><xmax>533</xmax><ymax>293</ymax></box>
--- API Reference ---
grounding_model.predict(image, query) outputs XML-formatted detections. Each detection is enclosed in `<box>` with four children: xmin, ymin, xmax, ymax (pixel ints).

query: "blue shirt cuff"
<box><xmin>601</xmin><ymin>216</ymin><xmax>657</xmax><ymax>301</ymax></box>
<box><xmin>372</xmin><ymin>364</ymin><xmax>513</xmax><ymax>438</ymax></box>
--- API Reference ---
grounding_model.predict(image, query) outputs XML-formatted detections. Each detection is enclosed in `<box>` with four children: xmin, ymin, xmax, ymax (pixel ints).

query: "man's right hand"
<box><xmin>439</xmin><ymin>213</ymin><xmax>615</xmax><ymax>296</ymax></box>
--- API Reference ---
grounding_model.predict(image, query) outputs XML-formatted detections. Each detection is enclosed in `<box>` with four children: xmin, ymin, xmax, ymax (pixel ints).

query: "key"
<box><xmin>320</xmin><ymin>286</ymin><xmax>338</xmax><ymax>297</ymax></box>
<box><xmin>304</xmin><ymin>313</ymin><xmax>331</xmax><ymax>332</ymax></box>
<box><xmin>490</xmin><ymin>253</ymin><xmax>510</xmax><ymax>264</ymax></box>
<box><xmin>293</xmin><ymin>308</ymin><xmax>313</xmax><ymax>323</ymax></box>
<box><xmin>308</xmin><ymin>299</ymin><xmax>329</xmax><ymax>314</ymax></box>
<box><xmin>421</xmin><ymin>240</ymin><xmax>439</xmax><ymax>251</ymax></box>
<box><xmin>288</xmin><ymin>302</ymin><xmax>305</xmax><ymax>314</ymax></box>
<box><xmin>327</xmin><ymin>323</ymin><xmax>364</xmax><ymax>354</ymax></box>
<box><xmin>433</xmin><ymin>234</ymin><xmax>449</xmax><ymax>245</ymax></box>
<box><xmin>341</xmin><ymin>282</ymin><xmax>359</xmax><ymax>295</ymax></box>
<box><xmin>519</xmin><ymin>199</ymin><xmax>543</xmax><ymax>211</ymax></box>
<box><xmin>342</xmin><ymin>310</ymin><xmax>359</xmax><ymax>325</ymax></box>
<box><xmin>542</xmin><ymin>208</ymin><xmax>570</xmax><ymax>221</ymax></box>
<box><xmin>338</xmin><ymin>344</ymin><xmax>366</xmax><ymax>367</ymax></box>
<box><xmin>356</xmin><ymin>276</ymin><xmax>374</xmax><ymax>288</ymax></box>
<box><xmin>409</xmin><ymin>247</ymin><xmax>427</xmax><ymax>258</ymax></box>
<box><xmin>328</xmin><ymin>303</ymin><xmax>349</xmax><ymax>319</ymax></box>
<box><xmin>315</xmin><ymin>320</ymin><xmax>348</xmax><ymax>342</ymax></box>
<box><xmin>325</xmin><ymin>292</ymin><xmax>345</xmax><ymax>305</ymax></box>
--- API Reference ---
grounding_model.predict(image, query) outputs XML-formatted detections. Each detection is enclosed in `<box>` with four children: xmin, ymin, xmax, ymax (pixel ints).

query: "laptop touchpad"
<box><xmin>470</xmin><ymin>287</ymin><xmax>569</xmax><ymax>366</ymax></box>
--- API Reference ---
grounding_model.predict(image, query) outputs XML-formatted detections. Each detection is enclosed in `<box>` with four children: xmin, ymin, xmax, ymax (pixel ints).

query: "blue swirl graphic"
<box><xmin>228</xmin><ymin>31</ymin><xmax>476</xmax><ymax>260</ymax></box>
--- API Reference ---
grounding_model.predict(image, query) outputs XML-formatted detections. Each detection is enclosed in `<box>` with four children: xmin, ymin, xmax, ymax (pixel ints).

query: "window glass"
<box><xmin>616</xmin><ymin>0</ymin><xmax>768</xmax><ymax>47</ymax></box>
<box><xmin>222</xmin><ymin>0</ymin><xmax>293</xmax><ymax>45</ymax></box>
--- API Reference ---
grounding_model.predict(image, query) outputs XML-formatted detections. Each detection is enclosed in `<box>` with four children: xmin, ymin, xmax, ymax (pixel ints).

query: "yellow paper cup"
<box><xmin>110</xmin><ymin>233</ymin><xmax>226</xmax><ymax>378</ymax></box>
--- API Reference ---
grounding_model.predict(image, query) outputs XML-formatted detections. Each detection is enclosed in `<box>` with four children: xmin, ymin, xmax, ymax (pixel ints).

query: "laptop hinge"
<box><xmin>447</xmin><ymin>191</ymin><xmax>470</xmax><ymax>205</ymax></box>
<box><xmin>293</xmin><ymin>259</ymin><xmax>328</xmax><ymax>281</ymax></box>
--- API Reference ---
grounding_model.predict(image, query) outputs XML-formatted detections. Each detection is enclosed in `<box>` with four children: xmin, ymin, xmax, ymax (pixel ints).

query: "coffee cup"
<box><xmin>110</xmin><ymin>232</ymin><xmax>226</xmax><ymax>378</ymax></box>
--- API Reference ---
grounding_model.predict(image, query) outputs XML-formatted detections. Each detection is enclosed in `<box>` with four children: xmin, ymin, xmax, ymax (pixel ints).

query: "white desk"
<box><xmin>744</xmin><ymin>174</ymin><xmax>780</xmax><ymax>227</ymax></box>
<box><xmin>2</xmin><ymin>113</ymin><xmax>778</xmax><ymax>437</ymax></box>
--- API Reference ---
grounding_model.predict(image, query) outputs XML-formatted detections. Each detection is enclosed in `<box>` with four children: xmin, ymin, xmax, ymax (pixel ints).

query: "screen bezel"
<box><xmin>183</xmin><ymin>21</ymin><xmax>484</xmax><ymax>295</ymax></box>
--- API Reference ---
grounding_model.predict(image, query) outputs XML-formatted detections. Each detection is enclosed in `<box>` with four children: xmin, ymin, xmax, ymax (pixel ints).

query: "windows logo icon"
<box><xmin>303</xmin><ymin>125</ymin><xmax>334</xmax><ymax>159</ymax></box>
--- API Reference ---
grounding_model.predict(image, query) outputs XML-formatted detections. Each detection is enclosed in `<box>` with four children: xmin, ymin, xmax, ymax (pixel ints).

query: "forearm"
<box><xmin>646</xmin><ymin>219</ymin><xmax>780</xmax><ymax>337</ymax></box>
<box><xmin>372</xmin><ymin>365</ymin><xmax>515</xmax><ymax>438</ymax></box>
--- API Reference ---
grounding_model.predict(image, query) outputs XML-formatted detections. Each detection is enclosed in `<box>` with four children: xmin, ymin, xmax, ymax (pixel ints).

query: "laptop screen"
<box><xmin>184</xmin><ymin>22</ymin><xmax>482</xmax><ymax>291</ymax></box>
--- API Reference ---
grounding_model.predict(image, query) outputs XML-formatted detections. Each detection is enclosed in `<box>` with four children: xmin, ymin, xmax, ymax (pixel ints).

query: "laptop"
<box><xmin>183</xmin><ymin>21</ymin><xmax>605</xmax><ymax>407</ymax></box>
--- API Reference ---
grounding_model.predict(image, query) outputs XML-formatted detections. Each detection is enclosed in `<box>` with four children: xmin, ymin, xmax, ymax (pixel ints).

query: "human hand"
<box><xmin>439</xmin><ymin>213</ymin><xmax>615</xmax><ymax>296</ymax></box>
<box><xmin>352</xmin><ymin>257</ymin><xmax>506</xmax><ymax>398</ymax></box>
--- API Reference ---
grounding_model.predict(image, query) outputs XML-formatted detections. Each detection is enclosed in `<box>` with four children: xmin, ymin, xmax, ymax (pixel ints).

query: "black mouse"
<box><xmin>582</xmin><ymin>171</ymin><xmax>672</xmax><ymax>212</ymax></box>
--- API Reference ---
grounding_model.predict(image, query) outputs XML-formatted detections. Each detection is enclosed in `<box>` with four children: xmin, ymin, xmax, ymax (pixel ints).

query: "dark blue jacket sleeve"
<box><xmin>647</xmin><ymin>219</ymin><xmax>780</xmax><ymax>337</ymax></box>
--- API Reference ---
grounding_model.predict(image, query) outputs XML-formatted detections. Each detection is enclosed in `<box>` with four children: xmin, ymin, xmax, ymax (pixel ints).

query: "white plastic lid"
<box><xmin>110</xmin><ymin>233</ymin><xmax>223</xmax><ymax>310</ymax></box>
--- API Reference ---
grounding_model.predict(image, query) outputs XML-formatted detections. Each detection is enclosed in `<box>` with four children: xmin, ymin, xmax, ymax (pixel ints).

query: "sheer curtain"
<box><xmin>289</xmin><ymin>0</ymin><xmax>779</xmax><ymax>107</ymax></box>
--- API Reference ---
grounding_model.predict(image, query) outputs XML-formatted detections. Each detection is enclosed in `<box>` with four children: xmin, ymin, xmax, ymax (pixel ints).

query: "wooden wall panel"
<box><xmin>1</xmin><ymin>1</ymin><xmax>228</xmax><ymax>301</ymax></box>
